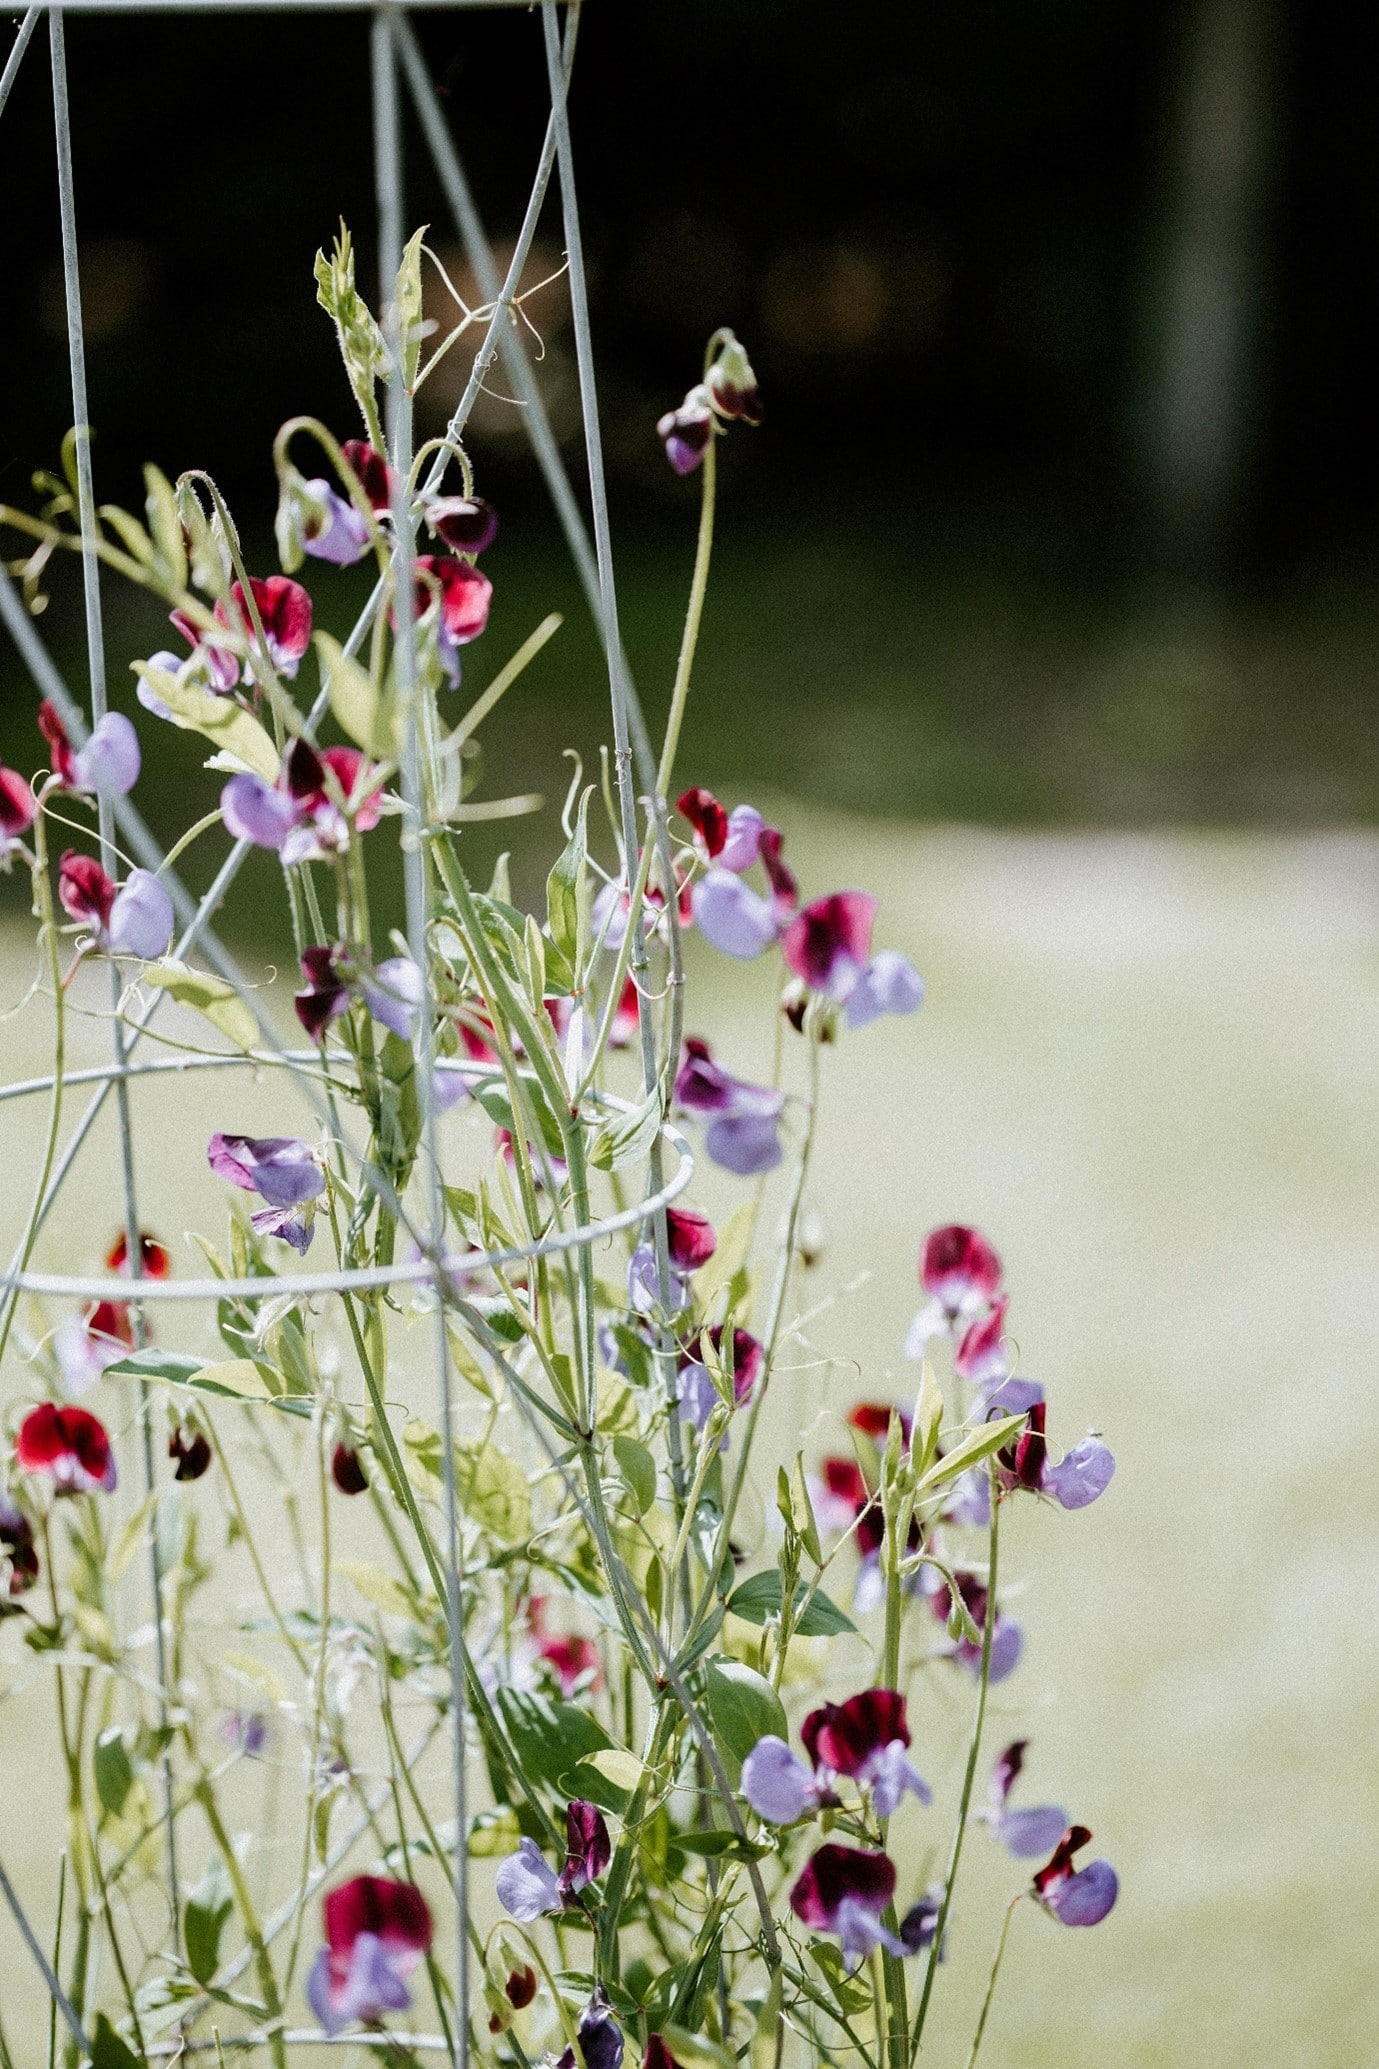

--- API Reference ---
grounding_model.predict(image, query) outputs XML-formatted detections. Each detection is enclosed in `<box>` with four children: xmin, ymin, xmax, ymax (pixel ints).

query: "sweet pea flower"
<box><xmin>556</xmin><ymin>1992</ymin><xmax>624</xmax><ymax>2069</ymax></box>
<box><xmin>495</xmin><ymin>1799</ymin><xmax>611</xmax><ymax>1920</ymax></box>
<box><xmin>221</xmin><ymin>739</ymin><xmax>383</xmax><ymax>866</ymax></box>
<box><xmin>168</xmin><ymin>1426</ymin><xmax>212</xmax><ymax>1481</ymax></box>
<box><xmin>930</xmin><ymin>1570</ymin><xmax>1023</xmax><ymax>1683</ymax></box>
<box><xmin>425</xmin><ymin>495</ymin><xmax>499</xmax><ymax>555</ymax></box>
<box><xmin>227</xmin><ymin>575</ymin><xmax>314</xmax><ymax>682</ymax></box>
<box><xmin>332</xmin><ymin>1443</ymin><xmax>369</xmax><ymax>1495</ymax></box>
<box><xmin>790</xmin><ymin>1844</ymin><xmax>909</xmax><ymax>1970</ymax></box>
<box><xmin>537</xmin><ymin>1631</ymin><xmax>600</xmax><ymax>1696</ymax></box>
<box><xmin>744</xmin><ymin>1689</ymin><xmax>930</xmax><ymax>1826</ymax></box>
<box><xmin>414</xmin><ymin>554</ymin><xmax>492</xmax><ymax>685</ymax></box>
<box><xmin>207</xmin><ymin>1133</ymin><xmax>326</xmax><ymax>1255</ymax></box>
<box><xmin>627</xmin><ymin>1207</ymin><xmax>716</xmax><ymax>1318</ymax></box>
<box><xmin>107</xmin><ymin>1230</ymin><xmax>171</xmax><ymax>1280</ymax></box>
<box><xmin>705</xmin><ymin>333</ymin><xmax>764</xmax><ymax>425</ymax></box>
<box><xmin>905</xmin><ymin>1224</ymin><xmax>1002</xmax><ymax>1356</ymax></box>
<box><xmin>358</xmin><ymin>956</ymin><xmax>425</xmax><ymax>1041</ymax></box>
<box><xmin>58</xmin><ymin>853</ymin><xmax>173</xmax><ymax>960</ymax></box>
<box><xmin>298</xmin><ymin>479</ymin><xmax>373</xmax><ymax>566</ymax></box>
<box><xmin>16</xmin><ymin>1403</ymin><xmax>117</xmax><ymax>1494</ymax></box>
<box><xmin>954</xmin><ymin>1296</ymin><xmax>1011</xmax><ymax>1391</ymax></box>
<box><xmin>674</xmin><ymin>1037</ymin><xmax>784</xmax><ymax>1175</ymax></box>
<box><xmin>657</xmin><ymin>385</ymin><xmax>714</xmax><ymax>474</ymax></box>
<box><xmin>342</xmin><ymin>439</ymin><xmax>396</xmax><ymax>513</ymax></box>
<box><xmin>976</xmin><ymin>1741</ymin><xmax>1069</xmax><ymax>1860</ymax></box>
<box><xmin>306</xmin><ymin>1876</ymin><xmax>432</xmax><ymax>2036</ymax></box>
<box><xmin>1032</xmin><ymin>1825</ymin><xmax>1119</xmax><ymax>1926</ymax></box>
<box><xmin>0</xmin><ymin>763</ymin><xmax>36</xmax><ymax>859</ymax></box>
<box><xmin>676</xmin><ymin>1325</ymin><xmax>764</xmax><ymax>1433</ymax></box>
<box><xmin>296</xmin><ymin>945</ymin><xmax>352</xmax><ymax>1041</ymax></box>
<box><xmin>39</xmin><ymin>701</ymin><xmax>140</xmax><ymax>798</ymax></box>
<box><xmin>0</xmin><ymin>1497</ymin><xmax>39</xmax><ymax>1599</ymax></box>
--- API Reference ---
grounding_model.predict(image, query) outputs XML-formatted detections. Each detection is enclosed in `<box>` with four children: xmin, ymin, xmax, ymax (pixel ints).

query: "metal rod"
<box><xmin>0</xmin><ymin>8</ymin><xmax>39</xmax><ymax>124</ymax></box>
<box><xmin>49</xmin><ymin>0</ymin><xmax>180</xmax><ymax>1943</ymax></box>
<box><xmin>0</xmin><ymin>1855</ymin><xmax>91</xmax><ymax>2059</ymax></box>
<box><xmin>373</xmin><ymin>14</ymin><xmax>467</xmax><ymax>2059</ymax></box>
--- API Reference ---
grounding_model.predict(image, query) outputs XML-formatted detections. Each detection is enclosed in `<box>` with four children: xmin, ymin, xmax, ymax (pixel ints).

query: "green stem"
<box><xmin>0</xmin><ymin>815</ymin><xmax>64</xmax><ymax>1368</ymax></box>
<box><xmin>655</xmin><ymin>435</ymin><xmax>716</xmax><ymax>796</ymax></box>
<box><xmin>964</xmin><ymin>1896</ymin><xmax>1024</xmax><ymax>2069</ymax></box>
<box><xmin>194</xmin><ymin>1777</ymin><xmax>286</xmax><ymax>2069</ymax></box>
<box><xmin>909</xmin><ymin>1466</ymin><xmax>1002</xmax><ymax>2061</ymax></box>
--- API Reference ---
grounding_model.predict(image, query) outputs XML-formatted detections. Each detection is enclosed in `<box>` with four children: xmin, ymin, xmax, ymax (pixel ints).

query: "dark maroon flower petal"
<box><xmin>644</xmin><ymin>2038</ymin><xmax>680</xmax><ymax>2069</ymax></box>
<box><xmin>37</xmin><ymin>701</ymin><xmax>76</xmax><ymax>786</ymax></box>
<box><xmin>921</xmin><ymin>1225</ymin><xmax>1002</xmax><ymax>1311</ymax></box>
<box><xmin>169</xmin><ymin>1427</ymin><xmax>212</xmax><ymax>1481</ymax></box>
<box><xmin>341</xmin><ymin>439</ymin><xmax>395</xmax><ymax>513</ymax></box>
<box><xmin>1033</xmin><ymin>1825</ymin><xmax>1093</xmax><ymax>1895</ymax></box>
<box><xmin>1013</xmin><ymin>1401</ymin><xmax>1047</xmax><ymax>1490</ymax></box>
<box><xmin>789</xmin><ymin>1843</ymin><xmax>896</xmax><ymax>1930</ymax></box>
<box><xmin>758</xmin><ymin>826</ymin><xmax>798</xmax><ymax>911</ymax></box>
<box><xmin>427</xmin><ymin>496</ymin><xmax>499</xmax><ymax>556</ymax></box>
<box><xmin>284</xmin><ymin>737</ymin><xmax>326</xmax><ymax>802</ymax></box>
<box><xmin>559</xmin><ymin>1798</ymin><xmax>611</xmax><ymax>1898</ymax></box>
<box><xmin>990</xmin><ymin>1739</ymin><xmax>1027</xmax><ymax>1809</ymax></box>
<box><xmin>801</xmin><ymin>1689</ymin><xmax>909</xmax><ymax>1778</ymax></box>
<box><xmin>781</xmin><ymin>892</ymin><xmax>877</xmax><ymax>999</ymax></box>
<box><xmin>505</xmin><ymin>1965</ymin><xmax>537</xmax><ymax>2010</ymax></box>
<box><xmin>676</xmin><ymin>786</ymin><xmax>728</xmax><ymax>858</ymax></box>
<box><xmin>295</xmin><ymin>946</ymin><xmax>351</xmax><ymax>1042</ymax></box>
<box><xmin>331</xmin><ymin>1443</ymin><xmax>369</xmax><ymax>1495</ymax></box>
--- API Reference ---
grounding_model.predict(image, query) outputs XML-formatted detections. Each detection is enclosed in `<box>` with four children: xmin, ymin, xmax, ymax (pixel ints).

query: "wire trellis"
<box><xmin>0</xmin><ymin>7</ymin><xmax>688</xmax><ymax>2060</ymax></box>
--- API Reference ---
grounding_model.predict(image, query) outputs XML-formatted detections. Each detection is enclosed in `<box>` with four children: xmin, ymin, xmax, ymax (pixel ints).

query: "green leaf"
<box><xmin>90</xmin><ymin>2015</ymin><xmax>142</xmax><ymax>2069</ymax></box>
<box><xmin>396</xmin><ymin>225</ymin><xmax>428</xmax><ymax>390</ymax></box>
<box><xmin>808</xmin><ymin>1940</ymin><xmax>872</xmax><ymax>2015</ymax></box>
<box><xmin>472</xmin><ymin>1076</ymin><xmax>568</xmax><ymax>1163</ymax></box>
<box><xmin>612</xmin><ymin>1434</ymin><xmax>657</xmax><ymax>1517</ymax></box>
<box><xmin>672</xmin><ymin>1829</ymin><xmax>770</xmax><ymax>1861</ymax></box>
<box><xmin>403</xmin><ymin>1423</ymin><xmax>532</xmax><ymax>1544</ymax></box>
<box><xmin>546</xmin><ymin>785</ymin><xmax>590</xmax><ymax>972</ymax></box>
<box><xmin>660</xmin><ymin>2027</ymin><xmax>736</xmax><ymax>2069</ymax></box>
<box><xmin>911</xmin><ymin>1359</ymin><xmax>944</xmax><ymax>1477</ymax></box>
<box><xmin>701</xmin><ymin>1656</ymin><xmax>788</xmax><ymax>1761</ymax></box>
<box><xmin>316</xmin><ymin>630</ymin><xmax>392</xmax><ymax>758</ymax></box>
<box><xmin>142</xmin><ymin>959</ymin><xmax>258</xmax><ymax>1051</ymax></box>
<box><xmin>103</xmin><ymin>1350</ymin><xmax>308</xmax><ymax>1414</ymax></box>
<box><xmin>183</xmin><ymin>1855</ymin><xmax>233</xmax><ymax>1986</ymax></box>
<box><xmin>915</xmin><ymin>1412</ymin><xmax>1025</xmax><ymax>1497</ymax></box>
<box><xmin>93</xmin><ymin>1728</ymin><xmax>135</xmax><ymax>1818</ymax></box>
<box><xmin>144</xmin><ymin>464</ymin><xmax>188</xmax><ymax>591</ymax></box>
<box><xmin>726</xmin><ymin>1569</ymin><xmax>855</xmax><ymax>1637</ymax></box>
<box><xmin>589</xmin><ymin>1087</ymin><xmax>663</xmax><ymax>1174</ymax></box>
<box><xmin>130</xmin><ymin>663</ymin><xmax>279</xmax><ymax>781</ymax></box>
<box><xmin>494</xmin><ymin>1689</ymin><xmax>612</xmax><ymax>1793</ymax></box>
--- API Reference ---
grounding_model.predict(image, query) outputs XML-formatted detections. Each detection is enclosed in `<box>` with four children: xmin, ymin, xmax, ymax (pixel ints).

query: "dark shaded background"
<box><xmin>3</xmin><ymin>0</ymin><xmax>1379</xmax><ymax>858</ymax></box>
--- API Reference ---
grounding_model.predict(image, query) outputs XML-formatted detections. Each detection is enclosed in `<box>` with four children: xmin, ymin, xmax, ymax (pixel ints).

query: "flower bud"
<box><xmin>706</xmin><ymin>333</ymin><xmax>763</xmax><ymax>425</ymax></box>
<box><xmin>656</xmin><ymin>386</ymin><xmax>714</xmax><ymax>475</ymax></box>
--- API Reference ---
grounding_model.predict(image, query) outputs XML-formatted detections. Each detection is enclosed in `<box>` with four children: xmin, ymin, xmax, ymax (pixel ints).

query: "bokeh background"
<box><xmin>1</xmin><ymin>1</ymin><xmax>1377</xmax><ymax>2061</ymax></box>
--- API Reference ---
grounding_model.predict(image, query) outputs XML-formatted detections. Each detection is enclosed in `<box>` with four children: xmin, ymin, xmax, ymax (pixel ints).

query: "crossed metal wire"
<box><xmin>0</xmin><ymin>6</ymin><xmax>687</xmax><ymax>2057</ymax></box>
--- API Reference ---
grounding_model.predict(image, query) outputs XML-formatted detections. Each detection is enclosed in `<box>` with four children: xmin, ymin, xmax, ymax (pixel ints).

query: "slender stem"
<box><xmin>910</xmin><ymin>1467</ymin><xmax>1003</xmax><ymax>2060</ymax></box>
<box><xmin>0</xmin><ymin>1855</ymin><xmax>88</xmax><ymax>2062</ymax></box>
<box><xmin>656</xmin><ymin>435</ymin><xmax>716</xmax><ymax>796</ymax></box>
<box><xmin>964</xmin><ymin>1896</ymin><xmax>1024</xmax><ymax>2069</ymax></box>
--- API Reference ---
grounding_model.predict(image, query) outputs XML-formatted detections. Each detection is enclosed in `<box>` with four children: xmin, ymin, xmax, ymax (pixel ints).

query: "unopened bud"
<box><xmin>706</xmin><ymin>333</ymin><xmax>763</xmax><ymax>426</ymax></box>
<box><xmin>656</xmin><ymin>385</ymin><xmax>715</xmax><ymax>475</ymax></box>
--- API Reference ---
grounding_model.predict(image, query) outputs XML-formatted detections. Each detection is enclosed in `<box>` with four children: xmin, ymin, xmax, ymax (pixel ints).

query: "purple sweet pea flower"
<box><xmin>675</xmin><ymin>1326</ymin><xmax>763</xmax><ymax>1436</ymax></box>
<box><xmin>657</xmin><ymin>385</ymin><xmax>715</xmax><ymax>474</ymax></box>
<box><xmin>628</xmin><ymin>1241</ymin><xmax>689</xmax><ymax>1318</ymax></box>
<box><xmin>300</xmin><ymin>479</ymin><xmax>372</xmax><ymax>566</ymax></box>
<box><xmin>979</xmin><ymin>1741</ymin><xmax>1069</xmax><ymax>1860</ymax></box>
<box><xmin>933</xmin><ymin>1572</ymin><xmax>1024</xmax><ymax>1683</ymax></box>
<box><xmin>67</xmin><ymin>712</ymin><xmax>141</xmax><ymax>798</ymax></box>
<box><xmin>1041</xmin><ymin>1436</ymin><xmax>1116</xmax><ymax>1510</ymax></box>
<box><xmin>674</xmin><ymin>1037</ymin><xmax>784</xmax><ymax>1176</ymax></box>
<box><xmin>358</xmin><ymin>956</ymin><xmax>425</xmax><ymax>1041</ymax></box>
<box><xmin>1032</xmin><ymin>1826</ymin><xmax>1119</xmax><ymax>1926</ymax></box>
<box><xmin>495</xmin><ymin>1837</ymin><xmax>561</xmax><ymax>1922</ymax></box>
<box><xmin>107</xmin><ymin>869</ymin><xmax>174</xmax><ymax>960</ymax></box>
<box><xmin>742</xmin><ymin>1735</ymin><xmax>816</xmax><ymax>1823</ymax></box>
<box><xmin>790</xmin><ymin>1844</ymin><xmax>910</xmax><ymax>1971</ymax></box>
<box><xmin>745</xmin><ymin>1689</ymin><xmax>930</xmax><ymax>1825</ymax></box>
<box><xmin>306</xmin><ymin>1876</ymin><xmax>432</xmax><ymax>2037</ymax></box>
<box><xmin>693</xmin><ymin>869</ymin><xmax>783</xmax><ymax>959</ymax></box>
<box><xmin>496</xmin><ymin>1799</ymin><xmax>610</xmax><ymax>1921</ymax></box>
<box><xmin>556</xmin><ymin>1992</ymin><xmax>624</xmax><ymax>2069</ymax></box>
<box><xmin>844</xmin><ymin>949</ymin><xmax>925</xmax><ymax>1028</ymax></box>
<box><xmin>207</xmin><ymin>1133</ymin><xmax>326</xmax><ymax>1255</ymax></box>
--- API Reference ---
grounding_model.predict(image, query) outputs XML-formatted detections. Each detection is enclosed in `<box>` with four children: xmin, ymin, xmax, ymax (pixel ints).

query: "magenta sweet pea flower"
<box><xmin>222</xmin><ymin>739</ymin><xmax>383</xmax><ymax>866</ymax></box>
<box><xmin>58</xmin><ymin>853</ymin><xmax>172</xmax><ymax>960</ymax></box>
<box><xmin>207</xmin><ymin>1133</ymin><xmax>326</xmax><ymax>1254</ymax></box>
<box><xmin>657</xmin><ymin>385</ymin><xmax>714</xmax><ymax>474</ymax></box>
<box><xmin>954</xmin><ymin>1296</ymin><xmax>1010</xmax><ymax>1390</ymax></box>
<box><xmin>977</xmin><ymin>1741</ymin><xmax>1069</xmax><ymax>1860</ymax></box>
<box><xmin>905</xmin><ymin>1223</ymin><xmax>1003</xmax><ymax>1356</ymax></box>
<box><xmin>306</xmin><ymin>1875</ymin><xmax>432</xmax><ymax>2036</ymax></box>
<box><xmin>676</xmin><ymin>1325</ymin><xmax>764</xmax><ymax>1433</ymax></box>
<box><xmin>342</xmin><ymin>439</ymin><xmax>396</xmax><ymax>513</ymax></box>
<box><xmin>674</xmin><ymin>1037</ymin><xmax>784</xmax><ymax>1175</ymax></box>
<box><xmin>790</xmin><ymin>1844</ymin><xmax>909</xmax><ymax>1970</ymax></box>
<box><xmin>39</xmin><ymin>700</ymin><xmax>140</xmax><ymax>798</ymax></box>
<box><xmin>220</xmin><ymin>575</ymin><xmax>313</xmax><ymax>683</ymax></box>
<box><xmin>16</xmin><ymin>1402</ymin><xmax>117</xmax><ymax>1495</ymax></box>
<box><xmin>413</xmin><ymin>554</ymin><xmax>492</xmax><ymax>686</ymax></box>
<box><xmin>666</xmin><ymin>1206</ymin><xmax>716</xmax><ymax>1270</ymax></box>
<box><xmin>781</xmin><ymin>891</ymin><xmax>876</xmax><ymax>1001</ymax></box>
<box><xmin>0</xmin><ymin>763</ymin><xmax>36</xmax><ymax>860</ymax></box>
<box><xmin>1032</xmin><ymin>1825</ymin><xmax>1119</xmax><ymax>1926</ymax></box>
<box><xmin>495</xmin><ymin>1798</ymin><xmax>611</xmax><ymax>1921</ymax></box>
<box><xmin>627</xmin><ymin>1209</ymin><xmax>715</xmax><ymax>1318</ymax></box>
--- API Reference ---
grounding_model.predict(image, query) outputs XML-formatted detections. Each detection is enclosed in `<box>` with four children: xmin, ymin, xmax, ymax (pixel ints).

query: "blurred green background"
<box><xmin>1</xmin><ymin>1</ymin><xmax>1377</xmax><ymax>2061</ymax></box>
